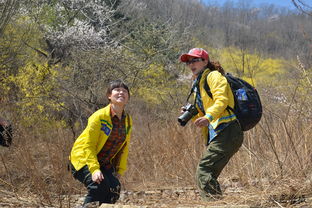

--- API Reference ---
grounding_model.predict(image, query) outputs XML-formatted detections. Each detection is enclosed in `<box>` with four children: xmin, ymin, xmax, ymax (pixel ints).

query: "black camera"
<box><xmin>178</xmin><ymin>103</ymin><xmax>198</xmax><ymax>126</ymax></box>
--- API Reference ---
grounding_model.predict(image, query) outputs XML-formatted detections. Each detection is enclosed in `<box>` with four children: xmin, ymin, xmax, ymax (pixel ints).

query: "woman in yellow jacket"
<box><xmin>179</xmin><ymin>48</ymin><xmax>244</xmax><ymax>201</ymax></box>
<box><xmin>70</xmin><ymin>80</ymin><xmax>132</xmax><ymax>206</ymax></box>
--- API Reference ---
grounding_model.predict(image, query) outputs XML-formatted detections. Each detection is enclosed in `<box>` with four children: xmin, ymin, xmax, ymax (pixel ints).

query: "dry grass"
<box><xmin>0</xmin><ymin>86</ymin><xmax>312</xmax><ymax>207</ymax></box>
<box><xmin>122</xmin><ymin>104</ymin><xmax>312</xmax><ymax>207</ymax></box>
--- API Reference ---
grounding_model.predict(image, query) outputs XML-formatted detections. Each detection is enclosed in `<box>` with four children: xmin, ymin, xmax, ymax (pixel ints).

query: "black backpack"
<box><xmin>204</xmin><ymin>72</ymin><xmax>262</xmax><ymax>131</ymax></box>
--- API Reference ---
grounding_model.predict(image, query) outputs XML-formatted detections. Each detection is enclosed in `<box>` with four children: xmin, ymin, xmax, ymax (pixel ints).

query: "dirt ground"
<box><xmin>113</xmin><ymin>187</ymin><xmax>312</xmax><ymax>208</ymax></box>
<box><xmin>1</xmin><ymin>186</ymin><xmax>312</xmax><ymax>207</ymax></box>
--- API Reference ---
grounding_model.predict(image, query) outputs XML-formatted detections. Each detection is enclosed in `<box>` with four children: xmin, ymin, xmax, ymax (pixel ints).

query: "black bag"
<box><xmin>204</xmin><ymin>73</ymin><xmax>262</xmax><ymax>131</ymax></box>
<box><xmin>0</xmin><ymin>123</ymin><xmax>12</xmax><ymax>147</ymax></box>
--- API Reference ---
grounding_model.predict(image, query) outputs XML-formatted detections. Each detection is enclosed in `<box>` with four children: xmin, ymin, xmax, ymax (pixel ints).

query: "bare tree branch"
<box><xmin>0</xmin><ymin>0</ymin><xmax>19</xmax><ymax>36</ymax></box>
<box><xmin>292</xmin><ymin>0</ymin><xmax>312</xmax><ymax>15</ymax></box>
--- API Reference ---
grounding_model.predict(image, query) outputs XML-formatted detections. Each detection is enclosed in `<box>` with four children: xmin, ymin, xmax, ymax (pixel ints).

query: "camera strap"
<box><xmin>186</xmin><ymin>86</ymin><xmax>194</xmax><ymax>103</ymax></box>
<box><xmin>186</xmin><ymin>69</ymin><xmax>206</xmax><ymax>109</ymax></box>
<box><xmin>186</xmin><ymin>80</ymin><xmax>199</xmax><ymax>106</ymax></box>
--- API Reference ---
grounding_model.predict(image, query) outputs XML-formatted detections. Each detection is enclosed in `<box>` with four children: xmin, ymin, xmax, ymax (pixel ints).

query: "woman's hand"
<box><xmin>92</xmin><ymin>170</ymin><xmax>104</xmax><ymax>184</ymax></box>
<box><xmin>194</xmin><ymin>117</ymin><xmax>209</xmax><ymax>128</ymax></box>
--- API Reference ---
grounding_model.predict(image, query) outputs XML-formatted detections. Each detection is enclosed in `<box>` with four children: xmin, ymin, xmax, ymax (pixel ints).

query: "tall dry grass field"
<box><xmin>0</xmin><ymin>81</ymin><xmax>311</xmax><ymax>207</ymax></box>
<box><xmin>124</xmin><ymin>97</ymin><xmax>312</xmax><ymax>206</ymax></box>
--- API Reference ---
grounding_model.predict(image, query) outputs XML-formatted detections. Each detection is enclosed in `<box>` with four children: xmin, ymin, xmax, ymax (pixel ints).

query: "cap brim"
<box><xmin>180</xmin><ymin>53</ymin><xmax>201</xmax><ymax>62</ymax></box>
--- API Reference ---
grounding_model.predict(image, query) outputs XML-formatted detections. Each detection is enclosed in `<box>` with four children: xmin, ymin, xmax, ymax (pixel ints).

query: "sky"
<box><xmin>203</xmin><ymin>0</ymin><xmax>297</xmax><ymax>10</ymax></box>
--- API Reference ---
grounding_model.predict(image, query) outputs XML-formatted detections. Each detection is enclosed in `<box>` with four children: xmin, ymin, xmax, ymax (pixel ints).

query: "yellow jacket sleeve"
<box><xmin>204</xmin><ymin>71</ymin><xmax>229</xmax><ymax>122</ymax></box>
<box><xmin>83</xmin><ymin>113</ymin><xmax>102</xmax><ymax>174</ymax></box>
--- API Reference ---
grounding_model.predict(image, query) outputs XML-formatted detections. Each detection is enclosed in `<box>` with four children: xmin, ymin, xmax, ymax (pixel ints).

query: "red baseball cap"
<box><xmin>180</xmin><ymin>48</ymin><xmax>209</xmax><ymax>62</ymax></box>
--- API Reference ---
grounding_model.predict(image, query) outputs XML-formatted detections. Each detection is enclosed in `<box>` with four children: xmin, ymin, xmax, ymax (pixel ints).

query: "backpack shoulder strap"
<box><xmin>203</xmin><ymin>74</ymin><xmax>213</xmax><ymax>98</ymax></box>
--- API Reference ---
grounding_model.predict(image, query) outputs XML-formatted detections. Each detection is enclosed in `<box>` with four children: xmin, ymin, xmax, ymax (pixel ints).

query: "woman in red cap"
<box><xmin>179</xmin><ymin>48</ymin><xmax>244</xmax><ymax>201</ymax></box>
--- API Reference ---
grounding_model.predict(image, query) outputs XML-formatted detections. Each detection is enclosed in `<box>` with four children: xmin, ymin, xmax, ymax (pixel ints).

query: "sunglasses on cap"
<box><xmin>186</xmin><ymin>58</ymin><xmax>204</xmax><ymax>65</ymax></box>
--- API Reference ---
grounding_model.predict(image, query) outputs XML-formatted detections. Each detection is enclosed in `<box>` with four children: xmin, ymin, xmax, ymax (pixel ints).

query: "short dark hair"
<box><xmin>106</xmin><ymin>80</ymin><xmax>130</xmax><ymax>100</ymax></box>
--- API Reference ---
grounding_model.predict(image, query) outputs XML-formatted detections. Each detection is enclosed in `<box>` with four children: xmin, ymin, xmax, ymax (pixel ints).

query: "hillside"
<box><xmin>0</xmin><ymin>0</ymin><xmax>312</xmax><ymax>208</ymax></box>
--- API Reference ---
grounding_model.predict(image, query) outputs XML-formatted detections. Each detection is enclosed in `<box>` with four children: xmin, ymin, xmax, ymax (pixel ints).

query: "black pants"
<box><xmin>71</xmin><ymin>165</ymin><xmax>121</xmax><ymax>205</ymax></box>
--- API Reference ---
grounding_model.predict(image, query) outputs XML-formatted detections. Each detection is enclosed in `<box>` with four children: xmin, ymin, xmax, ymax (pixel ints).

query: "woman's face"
<box><xmin>186</xmin><ymin>57</ymin><xmax>208</xmax><ymax>76</ymax></box>
<box><xmin>108</xmin><ymin>87</ymin><xmax>129</xmax><ymax>107</ymax></box>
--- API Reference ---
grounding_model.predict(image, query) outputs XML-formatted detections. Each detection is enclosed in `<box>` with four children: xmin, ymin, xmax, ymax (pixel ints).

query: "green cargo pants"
<box><xmin>195</xmin><ymin>120</ymin><xmax>244</xmax><ymax>200</ymax></box>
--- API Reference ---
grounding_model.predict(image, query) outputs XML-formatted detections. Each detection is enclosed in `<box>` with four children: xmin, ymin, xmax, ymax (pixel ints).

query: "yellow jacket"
<box><xmin>193</xmin><ymin>70</ymin><xmax>236</xmax><ymax>141</ymax></box>
<box><xmin>70</xmin><ymin>104</ymin><xmax>132</xmax><ymax>176</ymax></box>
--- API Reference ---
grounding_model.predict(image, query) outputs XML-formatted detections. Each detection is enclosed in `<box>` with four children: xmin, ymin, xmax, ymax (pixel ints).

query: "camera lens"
<box><xmin>178</xmin><ymin>111</ymin><xmax>193</xmax><ymax>126</ymax></box>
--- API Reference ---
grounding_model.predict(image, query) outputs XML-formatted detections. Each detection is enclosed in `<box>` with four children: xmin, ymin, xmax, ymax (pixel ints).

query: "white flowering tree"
<box><xmin>22</xmin><ymin>0</ymin><xmax>124</xmax><ymax>62</ymax></box>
